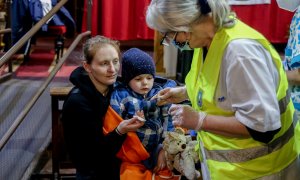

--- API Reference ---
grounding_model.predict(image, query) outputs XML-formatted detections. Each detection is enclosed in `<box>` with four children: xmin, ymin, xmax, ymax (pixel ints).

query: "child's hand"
<box><xmin>153</xmin><ymin>149</ymin><xmax>167</xmax><ymax>173</ymax></box>
<box><xmin>134</xmin><ymin>110</ymin><xmax>146</xmax><ymax>122</ymax></box>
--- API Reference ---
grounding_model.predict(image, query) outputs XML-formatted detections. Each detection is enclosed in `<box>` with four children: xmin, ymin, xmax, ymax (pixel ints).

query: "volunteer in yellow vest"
<box><xmin>146</xmin><ymin>0</ymin><xmax>300</xmax><ymax>179</ymax></box>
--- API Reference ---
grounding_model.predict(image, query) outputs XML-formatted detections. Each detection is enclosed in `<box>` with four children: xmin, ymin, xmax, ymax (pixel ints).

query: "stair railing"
<box><xmin>0</xmin><ymin>30</ymin><xmax>91</xmax><ymax>151</ymax></box>
<box><xmin>0</xmin><ymin>0</ymin><xmax>94</xmax><ymax>151</ymax></box>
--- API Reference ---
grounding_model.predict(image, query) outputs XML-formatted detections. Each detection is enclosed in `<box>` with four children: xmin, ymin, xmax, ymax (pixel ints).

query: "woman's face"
<box><xmin>163</xmin><ymin>29</ymin><xmax>210</xmax><ymax>49</ymax></box>
<box><xmin>84</xmin><ymin>44</ymin><xmax>120</xmax><ymax>88</ymax></box>
<box><xmin>188</xmin><ymin>29</ymin><xmax>209</xmax><ymax>48</ymax></box>
<box><xmin>188</xmin><ymin>17</ymin><xmax>216</xmax><ymax>48</ymax></box>
<box><xmin>167</xmin><ymin>17</ymin><xmax>215</xmax><ymax>49</ymax></box>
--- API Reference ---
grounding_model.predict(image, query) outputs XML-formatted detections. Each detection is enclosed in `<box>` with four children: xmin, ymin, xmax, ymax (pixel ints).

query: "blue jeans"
<box><xmin>76</xmin><ymin>171</ymin><xmax>95</xmax><ymax>180</ymax></box>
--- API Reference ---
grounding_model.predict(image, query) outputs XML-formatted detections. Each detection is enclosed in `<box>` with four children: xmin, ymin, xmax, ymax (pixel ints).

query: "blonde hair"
<box><xmin>83</xmin><ymin>35</ymin><xmax>121</xmax><ymax>64</ymax></box>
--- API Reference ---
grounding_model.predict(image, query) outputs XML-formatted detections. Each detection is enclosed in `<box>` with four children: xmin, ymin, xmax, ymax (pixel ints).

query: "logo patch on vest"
<box><xmin>197</xmin><ymin>91</ymin><xmax>203</xmax><ymax>108</ymax></box>
<box><xmin>217</xmin><ymin>96</ymin><xmax>226</xmax><ymax>102</ymax></box>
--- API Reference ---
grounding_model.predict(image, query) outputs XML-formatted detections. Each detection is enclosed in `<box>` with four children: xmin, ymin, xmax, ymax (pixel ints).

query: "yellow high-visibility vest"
<box><xmin>185</xmin><ymin>20</ymin><xmax>300</xmax><ymax>180</ymax></box>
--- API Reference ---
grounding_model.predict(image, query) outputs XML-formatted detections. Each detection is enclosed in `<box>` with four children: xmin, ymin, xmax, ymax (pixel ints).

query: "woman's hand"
<box><xmin>169</xmin><ymin>104</ymin><xmax>207</xmax><ymax>131</ymax></box>
<box><xmin>151</xmin><ymin>86</ymin><xmax>188</xmax><ymax>106</ymax></box>
<box><xmin>117</xmin><ymin>114</ymin><xmax>145</xmax><ymax>134</ymax></box>
<box><xmin>153</xmin><ymin>149</ymin><xmax>167</xmax><ymax>173</ymax></box>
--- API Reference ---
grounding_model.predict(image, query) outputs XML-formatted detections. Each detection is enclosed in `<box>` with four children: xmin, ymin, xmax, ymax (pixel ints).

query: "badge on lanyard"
<box><xmin>197</xmin><ymin>90</ymin><xmax>203</xmax><ymax>108</ymax></box>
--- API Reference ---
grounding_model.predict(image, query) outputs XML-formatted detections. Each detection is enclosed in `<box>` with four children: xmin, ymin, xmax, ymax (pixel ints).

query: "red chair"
<box><xmin>48</xmin><ymin>25</ymin><xmax>67</xmax><ymax>62</ymax></box>
<box><xmin>24</xmin><ymin>25</ymin><xmax>67</xmax><ymax>63</ymax></box>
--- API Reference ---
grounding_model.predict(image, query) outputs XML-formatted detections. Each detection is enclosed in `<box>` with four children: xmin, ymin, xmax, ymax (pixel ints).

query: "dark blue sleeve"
<box><xmin>141</xmin><ymin>99</ymin><xmax>158</xmax><ymax>114</ymax></box>
<box><xmin>11</xmin><ymin>0</ymin><xmax>32</xmax><ymax>52</ymax></box>
<box><xmin>29</xmin><ymin>0</ymin><xmax>43</xmax><ymax>22</ymax></box>
<box><xmin>110</xmin><ymin>90</ymin><xmax>126</xmax><ymax>117</ymax></box>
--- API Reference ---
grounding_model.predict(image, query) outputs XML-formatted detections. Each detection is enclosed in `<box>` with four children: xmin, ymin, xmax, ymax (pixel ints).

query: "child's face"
<box><xmin>128</xmin><ymin>74</ymin><xmax>154</xmax><ymax>96</ymax></box>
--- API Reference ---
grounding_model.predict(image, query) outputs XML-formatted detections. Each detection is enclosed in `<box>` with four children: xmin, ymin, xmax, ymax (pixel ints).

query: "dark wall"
<box><xmin>64</xmin><ymin>0</ymin><xmax>84</xmax><ymax>33</ymax></box>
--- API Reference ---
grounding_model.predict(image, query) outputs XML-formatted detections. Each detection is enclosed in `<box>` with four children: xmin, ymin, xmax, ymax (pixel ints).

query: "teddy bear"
<box><xmin>163</xmin><ymin>127</ymin><xmax>201</xmax><ymax>180</ymax></box>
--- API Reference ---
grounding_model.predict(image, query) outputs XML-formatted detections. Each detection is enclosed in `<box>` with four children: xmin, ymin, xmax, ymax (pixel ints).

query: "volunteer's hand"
<box><xmin>153</xmin><ymin>149</ymin><xmax>167</xmax><ymax>173</ymax></box>
<box><xmin>151</xmin><ymin>86</ymin><xmax>188</xmax><ymax>106</ymax></box>
<box><xmin>117</xmin><ymin>110</ymin><xmax>145</xmax><ymax>134</ymax></box>
<box><xmin>169</xmin><ymin>104</ymin><xmax>207</xmax><ymax>131</ymax></box>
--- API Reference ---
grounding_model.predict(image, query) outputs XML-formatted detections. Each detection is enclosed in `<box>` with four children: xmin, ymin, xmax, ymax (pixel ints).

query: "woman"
<box><xmin>146</xmin><ymin>0</ymin><xmax>300</xmax><ymax>179</ymax></box>
<box><xmin>61</xmin><ymin>36</ymin><xmax>144</xmax><ymax>180</ymax></box>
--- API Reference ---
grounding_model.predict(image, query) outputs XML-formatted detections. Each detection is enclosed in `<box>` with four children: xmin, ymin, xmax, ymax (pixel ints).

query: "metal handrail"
<box><xmin>0</xmin><ymin>31</ymin><xmax>91</xmax><ymax>151</ymax></box>
<box><xmin>0</xmin><ymin>28</ymin><xmax>12</xmax><ymax>75</ymax></box>
<box><xmin>0</xmin><ymin>0</ymin><xmax>69</xmax><ymax>67</ymax></box>
<box><xmin>0</xmin><ymin>28</ymin><xmax>11</xmax><ymax>34</ymax></box>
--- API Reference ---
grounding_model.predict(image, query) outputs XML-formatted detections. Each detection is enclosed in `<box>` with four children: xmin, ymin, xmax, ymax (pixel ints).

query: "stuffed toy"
<box><xmin>163</xmin><ymin>127</ymin><xmax>187</xmax><ymax>172</ymax></box>
<box><xmin>163</xmin><ymin>128</ymin><xmax>201</xmax><ymax>180</ymax></box>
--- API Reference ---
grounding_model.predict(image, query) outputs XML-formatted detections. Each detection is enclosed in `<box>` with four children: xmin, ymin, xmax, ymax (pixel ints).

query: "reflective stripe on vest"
<box><xmin>279</xmin><ymin>89</ymin><xmax>291</xmax><ymax>114</ymax></box>
<box><xmin>204</xmin><ymin>112</ymin><xmax>298</xmax><ymax>163</ymax></box>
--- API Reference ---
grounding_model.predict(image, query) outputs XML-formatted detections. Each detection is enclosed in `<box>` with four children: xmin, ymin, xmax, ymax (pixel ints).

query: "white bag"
<box><xmin>276</xmin><ymin>0</ymin><xmax>300</xmax><ymax>12</ymax></box>
<box><xmin>40</xmin><ymin>0</ymin><xmax>52</xmax><ymax>23</ymax></box>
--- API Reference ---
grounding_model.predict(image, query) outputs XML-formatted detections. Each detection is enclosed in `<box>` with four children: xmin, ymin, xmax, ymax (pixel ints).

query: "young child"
<box><xmin>110</xmin><ymin>48</ymin><xmax>177</xmax><ymax>179</ymax></box>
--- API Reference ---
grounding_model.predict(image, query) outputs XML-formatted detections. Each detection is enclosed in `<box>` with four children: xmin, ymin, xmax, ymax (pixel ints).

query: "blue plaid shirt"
<box><xmin>110</xmin><ymin>77</ymin><xmax>176</xmax><ymax>153</ymax></box>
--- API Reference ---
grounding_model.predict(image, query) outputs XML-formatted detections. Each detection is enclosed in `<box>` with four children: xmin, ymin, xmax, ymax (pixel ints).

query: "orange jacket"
<box><xmin>103</xmin><ymin>106</ymin><xmax>177</xmax><ymax>180</ymax></box>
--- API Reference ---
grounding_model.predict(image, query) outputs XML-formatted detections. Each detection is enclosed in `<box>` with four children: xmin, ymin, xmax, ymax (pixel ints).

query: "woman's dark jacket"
<box><xmin>61</xmin><ymin>66</ymin><xmax>126</xmax><ymax>180</ymax></box>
